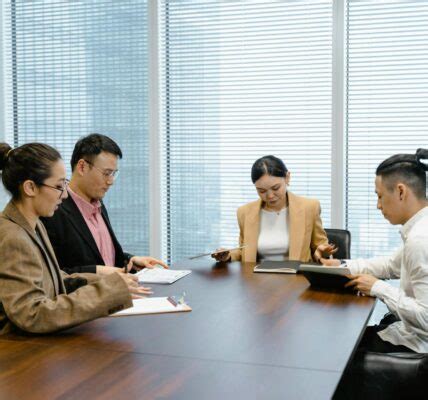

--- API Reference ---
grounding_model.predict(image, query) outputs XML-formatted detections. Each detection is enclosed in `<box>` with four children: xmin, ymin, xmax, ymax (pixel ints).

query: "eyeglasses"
<box><xmin>40</xmin><ymin>179</ymin><xmax>70</xmax><ymax>199</ymax></box>
<box><xmin>84</xmin><ymin>159</ymin><xmax>119</xmax><ymax>181</ymax></box>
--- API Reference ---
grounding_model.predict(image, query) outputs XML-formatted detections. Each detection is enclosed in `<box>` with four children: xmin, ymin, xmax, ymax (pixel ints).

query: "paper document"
<box><xmin>110</xmin><ymin>297</ymin><xmax>192</xmax><ymax>317</ymax></box>
<box><xmin>136</xmin><ymin>268</ymin><xmax>191</xmax><ymax>284</ymax></box>
<box><xmin>189</xmin><ymin>246</ymin><xmax>246</xmax><ymax>260</ymax></box>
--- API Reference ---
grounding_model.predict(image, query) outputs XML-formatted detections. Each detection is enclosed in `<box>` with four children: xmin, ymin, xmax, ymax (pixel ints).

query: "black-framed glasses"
<box><xmin>83</xmin><ymin>159</ymin><xmax>119</xmax><ymax>181</ymax></box>
<box><xmin>40</xmin><ymin>179</ymin><xmax>70</xmax><ymax>199</ymax></box>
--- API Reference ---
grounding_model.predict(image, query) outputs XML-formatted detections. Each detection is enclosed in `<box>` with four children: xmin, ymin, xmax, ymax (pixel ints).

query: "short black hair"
<box><xmin>70</xmin><ymin>133</ymin><xmax>122</xmax><ymax>171</ymax></box>
<box><xmin>376</xmin><ymin>148</ymin><xmax>428</xmax><ymax>199</ymax></box>
<box><xmin>251</xmin><ymin>155</ymin><xmax>288</xmax><ymax>183</ymax></box>
<box><xmin>0</xmin><ymin>142</ymin><xmax>62</xmax><ymax>200</ymax></box>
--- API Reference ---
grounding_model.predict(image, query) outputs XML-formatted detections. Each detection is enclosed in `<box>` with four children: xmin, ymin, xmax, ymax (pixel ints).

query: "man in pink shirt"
<box><xmin>42</xmin><ymin>134</ymin><xmax>168</xmax><ymax>276</ymax></box>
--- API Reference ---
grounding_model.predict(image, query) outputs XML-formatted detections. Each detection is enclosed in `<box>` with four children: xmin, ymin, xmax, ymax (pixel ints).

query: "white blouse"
<box><xmin>257</xmin><ymin>208</ymin><xmax>289</xmax><ymax>261</ymax></box>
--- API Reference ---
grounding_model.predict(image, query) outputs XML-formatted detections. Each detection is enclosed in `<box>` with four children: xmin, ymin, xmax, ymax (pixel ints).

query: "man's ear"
<box><xmin>22</xmin><ymin>180</ymin><xmax>37</xmax><ymax>198</ymax></box>
<box><xmin>75</xmin><ymin>159</ymin><xmax>87</xmax><ymax>177</ymax></box>
<box><xmin>397</xmin><ymin>183</ymin><xmax>407</xmax><ymax>201</ymax></box>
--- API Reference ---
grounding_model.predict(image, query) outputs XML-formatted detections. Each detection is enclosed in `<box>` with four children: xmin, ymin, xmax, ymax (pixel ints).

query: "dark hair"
<box><xmin>376</xmin><ymin>148</ymin><xmax>428</xmax><ymax>199</ymax></box>
<box><xmin>70</xmin><ymin>133</ymin><xmax>122</xmax><ymax>171</ymax></box>
<box><xmin>251</xmin><ymin>155</ymin><xmax>288</xmax><ymax>183</ymax></box>
<box><xmin>0</xmin><ymin>142</ymin><xmax>62</xmax><ymax>199</ymax></box>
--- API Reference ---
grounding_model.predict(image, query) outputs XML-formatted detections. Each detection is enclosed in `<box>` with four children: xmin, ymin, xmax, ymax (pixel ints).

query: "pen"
<box><xmin>124</xmin><ymin>260</ymin><xmax>128</xmax><ymax>274</ymax></box>
<box><xmin>167</xmin><ymin>296</ymin><xmax>178</xmax><ymax>307</ymax></box>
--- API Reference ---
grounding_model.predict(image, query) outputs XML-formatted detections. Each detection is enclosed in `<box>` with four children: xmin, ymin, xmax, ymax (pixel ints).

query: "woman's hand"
<box><xmin>314</xmin><ymin>243</ymin><xmax>338</xmax><ymax>263</ymax></box>
<box><xmin>118</xmin><ymin>272</ymin><xmax>153</xmax><ymax>298</ymax></box>
<box><xmin>211</xmin><ymin>248</ymin><xmax>231</xmax><ymax>262</ymax></box>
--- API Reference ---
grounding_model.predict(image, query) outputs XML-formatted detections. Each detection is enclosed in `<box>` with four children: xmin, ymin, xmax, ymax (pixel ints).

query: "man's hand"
<box><xmin>314</xmin><ymin>243</ymin><xmax>338</xmax><ymax>263</ymax></box>
<box><xmin>345</xmin><ymin>274</ymin><xmax>379</xmax><ymax>296</ymax></box>
<box><xmin>319</xmin><ymin>258</ymin><xmax>342</xmax><ymax>267</ymax></box>
<box><xmin>127</xmin><ymin>256</ymin><xmax>169</xmax><ymax>272</ymax></box>
<box><xmin>96</xmin><ymin>265</ymin><xmax>122</xmax><ymax>275</ymax></box>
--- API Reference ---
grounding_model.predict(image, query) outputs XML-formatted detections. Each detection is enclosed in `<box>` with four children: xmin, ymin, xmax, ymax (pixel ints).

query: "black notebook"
<box><xmin>299</xmin><ymin>264</ymin><xmax>352</xmax><ymax>291</ymax></box>
<box><xmin>253</xmin><ymin>260</ymin><xmax>318</xmax><ymax>274</ymax></box>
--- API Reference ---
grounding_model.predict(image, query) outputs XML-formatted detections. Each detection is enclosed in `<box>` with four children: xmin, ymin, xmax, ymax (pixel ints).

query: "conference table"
<box><xmin>0</xmin><ymin>259</ymin><xmax>375</xmax><ymax>400</ymax></box>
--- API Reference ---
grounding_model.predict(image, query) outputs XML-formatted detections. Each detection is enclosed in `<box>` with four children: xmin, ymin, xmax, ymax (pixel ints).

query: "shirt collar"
<box><xmin>67</xmin><ymin>187</ymin><xmax>101</xmax><ymax>218</ymax></box>
<box><xmin>400</xmin><ymin>206</ymin><xmax>428</xmax><ymax>241</ymax></box>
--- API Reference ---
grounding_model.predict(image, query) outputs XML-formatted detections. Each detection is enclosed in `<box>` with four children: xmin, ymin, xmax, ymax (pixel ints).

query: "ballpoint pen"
<box><xmin>124</xmin><ymin>259</ymin><xmax>129</xmax><ymax>274</ymax></box>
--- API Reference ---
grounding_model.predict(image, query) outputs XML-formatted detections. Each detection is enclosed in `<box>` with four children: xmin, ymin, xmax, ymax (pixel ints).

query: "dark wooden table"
<box><xmin>0</xmin><ymin>260</ymin><xmax>375</xmax><ymax>400</ymax></box>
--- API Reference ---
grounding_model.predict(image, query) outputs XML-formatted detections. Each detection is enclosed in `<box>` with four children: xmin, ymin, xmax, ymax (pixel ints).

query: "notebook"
<box><xmin>299</xmin><ymin>264</ymin><xmax>352</xmax><ymax>291</ymax></box>
<box><xmin>110</xmin><ymin>297</ymin><xmax>192</xmax><ymax>317</ymax></box>
<box><xmin>136</xmin><ymin>268</ymin><xmax>191</xmax><ymax>284</ymax></box>
<box><xmin>253</xmin><ymin>260</ymin><xmax>318</xmax><ymax>274</ymax></box>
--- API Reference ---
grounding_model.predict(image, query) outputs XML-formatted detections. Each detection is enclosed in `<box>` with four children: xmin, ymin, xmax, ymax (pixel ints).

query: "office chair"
<box><xmin>324</xmin><ymin>228</ymin><xmax>351</xmax><ymax>259</ymax></box>
<box><xmin>334</xmin><ymin>350</ymin><xmax>428</xmax><ymax>399</ymax></box>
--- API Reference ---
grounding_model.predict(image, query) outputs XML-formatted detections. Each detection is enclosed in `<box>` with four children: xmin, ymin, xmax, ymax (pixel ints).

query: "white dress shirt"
<box><xmin>257</xmin><ymin>208</ymin><xmax>289</xmax><ymax>261</ymax></box>
<box><xmin>347</xmin><ymin>206</ymin><xmax>428</xmax><ymax>353</ymax></box>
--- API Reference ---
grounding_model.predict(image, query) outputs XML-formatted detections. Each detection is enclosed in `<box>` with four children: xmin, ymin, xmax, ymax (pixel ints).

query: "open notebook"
<box><xmin>110</xmin><ymin>297</ymin><xmax>192</xmax><ymax>317</ymax></box>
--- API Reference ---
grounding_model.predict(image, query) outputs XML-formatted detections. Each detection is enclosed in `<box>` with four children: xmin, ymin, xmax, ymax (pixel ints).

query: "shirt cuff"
<box><xmin>370</xmin><ymin>279</ymin><xmax>390</xmax><ymax>299</ymax></box>
<box><xmin>346</xmin><ymin>260</ymin><xmax>359</xmax><ymax>275</ymax></box>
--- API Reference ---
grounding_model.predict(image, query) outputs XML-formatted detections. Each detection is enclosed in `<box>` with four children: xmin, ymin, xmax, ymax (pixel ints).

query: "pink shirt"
<box><xmin>68</xmin><ymin>188</ymin><xmax>116</xmax><ymax>267</ymax></box>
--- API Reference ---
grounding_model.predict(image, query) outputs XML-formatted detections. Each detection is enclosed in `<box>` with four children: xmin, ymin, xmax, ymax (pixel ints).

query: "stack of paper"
<box><xmin>136</xmin><ymin>268</ymin><xmax>191</xmax><ymax>284</ymax></box>
<box><xmin>110</xmin><ymin>297</ymin><xmax>192</xmax><ymax>317</ymax></box>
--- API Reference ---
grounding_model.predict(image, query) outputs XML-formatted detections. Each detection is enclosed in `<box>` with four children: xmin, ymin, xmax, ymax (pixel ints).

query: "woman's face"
<box><xmin>254</xmin><ymin>173</ymin><xmax>290</xmax><ymax>210</ymax></box>
<box><xmin>34</xmin><ymin>160</ymin><xmax>68</xmax><ymax>217</ymax></box>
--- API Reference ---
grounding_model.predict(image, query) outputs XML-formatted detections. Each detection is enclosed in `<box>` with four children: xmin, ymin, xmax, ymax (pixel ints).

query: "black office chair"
<box><xmin>324</xmin><ymin>228</ymin><xmax>351</xmax><ymax>259</ymax></box>
<box><xmin>334</xmin><ymin>350</ymin><xmax>428</xmax><ymax>399</ymax></box>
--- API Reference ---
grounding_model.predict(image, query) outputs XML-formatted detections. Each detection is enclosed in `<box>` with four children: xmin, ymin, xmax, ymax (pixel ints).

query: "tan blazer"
<box><xmin>230</xmin><ymin>192</ymin><xmax>328</xmax><ymax>263</ymax></box>
<box><xmin>0</xmin><ymin>202</ymin><xmax>132</xmax><ymax>335</ymax></box>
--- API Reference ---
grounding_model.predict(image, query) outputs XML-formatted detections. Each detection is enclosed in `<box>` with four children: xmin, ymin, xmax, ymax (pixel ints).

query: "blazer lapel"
<box><xmin>243</xmin><ymin>200</ymin><xmax>262</xmax><ymax>262</ymax></box>
<box><xmin>61</xmin><ymin>196</ymin><xmax>103</xmax><ymax>261</ymax></box>
<box><xmin>288</xmin><ymin>192</ymin><xmax>306</xmax><ymax>260</ymax></box>
<box><xmin>35</xmin><ymin>221</ymin><xmax>66</xmax><ymax>294</ymax></box>
<box><xmin>3</xmin><ymin>202</ymin><xmax>62</xmax><ymax>295</ymax></box>
<box><xmin>100</xmin><ymin>203</ymin><xmax>121</xmax><ymax>250</ymax></box>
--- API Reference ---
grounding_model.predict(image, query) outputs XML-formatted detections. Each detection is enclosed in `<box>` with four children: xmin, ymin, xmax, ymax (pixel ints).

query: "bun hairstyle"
<box><xmin>0</xmin><ymin>142</ymin><xmax>62</xmax><ymax>199</ymax></box>
<box><xmin>0</xmin><ymin>143</ymin><xmax>12</xmax><ymax>169</ymax></box>
<box><xmin>416</xmin><ymin>148</ymin><xmax>428</xmax><ymax>170</ymax></box>
<box><xmin>251</xmin><ymin>155</ymin><xmax>288</xmax><ymax>184</ymax></box>
<box><xmin>376</xmin><ymin>148</ymin><xmax>428</xmax><ymax>199</ymax></box>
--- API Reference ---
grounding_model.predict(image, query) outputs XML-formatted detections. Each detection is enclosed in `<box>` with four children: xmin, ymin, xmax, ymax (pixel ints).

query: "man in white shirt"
<box><xmin>323</xmin><ymin>148</ymin><xmax>428</xmax><ymax>354</ymax></box>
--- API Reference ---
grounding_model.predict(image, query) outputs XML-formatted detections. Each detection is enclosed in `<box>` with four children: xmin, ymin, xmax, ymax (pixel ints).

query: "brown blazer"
<box><xmin>0</xmin><ymin>202</ymin><xmax>132</xmax><ymax>335</ymax></box>
<box><xmin>230</xmin><ymin>192</ymin><xmax>328</xmax><ymax>263</ymax></box>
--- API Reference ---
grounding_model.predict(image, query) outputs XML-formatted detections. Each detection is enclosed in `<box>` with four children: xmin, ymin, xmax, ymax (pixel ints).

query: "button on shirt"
<box><xmin>68</xmin><ymin>188</ymin><xmax>116</xmax><ymax>267</ymax></box>
<box><xmin>348</xmin><ymin>206</ymin><xmax>428</xmax><ymax>353</ymax></box>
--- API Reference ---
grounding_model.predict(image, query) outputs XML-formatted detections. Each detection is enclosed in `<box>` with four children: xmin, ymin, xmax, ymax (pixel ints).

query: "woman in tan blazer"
<box><xmin>213</xmin><ymin>155</ymin><xmax>334</xmax><ymax>263</ymax></box>
<box><xmin>0</xmin><ymin>142</ymin><xmax>150</xmax><ymax>335</ymax></box>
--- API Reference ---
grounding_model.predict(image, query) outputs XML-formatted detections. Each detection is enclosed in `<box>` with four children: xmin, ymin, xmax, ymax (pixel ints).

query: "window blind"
<box><xmin>346</xmin><ymin>0</ymin><xmax>428</xmax><ymax>258</ymax></box>
<box><xmin>3</xmin><ymin>0</ymin><xmax>149</xmax><ymax>255</ymax></box>
<box><xmin>160</xmin><ymin>0</ymin><xmax>334</xmax><ymax>262</ymax></box>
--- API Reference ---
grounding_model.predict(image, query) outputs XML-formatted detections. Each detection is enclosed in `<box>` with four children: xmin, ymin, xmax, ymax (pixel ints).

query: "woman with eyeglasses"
<box><xmin>213</xmin><ymin>155</ymin><xmax>335</xmax><ymax>263</ymax></box>
<box><xmin>0</xmin><ymin>142</ymin><xmax>149</xmax><ymax>334</ymax></box>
